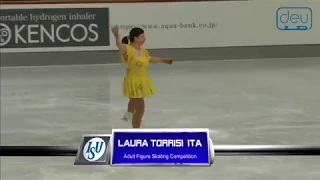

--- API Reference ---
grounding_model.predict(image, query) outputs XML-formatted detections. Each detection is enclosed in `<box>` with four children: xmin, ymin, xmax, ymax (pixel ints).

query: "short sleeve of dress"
<box><xmin>121</xmin><ymin>44</ymin><xmax>135</xmax><ymax>63</ymax></box>
<box><xmin>142</xmin><ymin>48</ymin><xmax>151</xmax><ymax>61</ymax></box>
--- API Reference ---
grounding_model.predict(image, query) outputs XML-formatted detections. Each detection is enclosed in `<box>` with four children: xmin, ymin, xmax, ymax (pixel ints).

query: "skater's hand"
<box><xmin>111</xmin><ymin>25</ymin><xmax>120</xmax><ymax>36</ymax></box>
<box><xmin>163</xmin><ymin>58</ymin><xmax>173</xmax><ymax>65</ymax></box>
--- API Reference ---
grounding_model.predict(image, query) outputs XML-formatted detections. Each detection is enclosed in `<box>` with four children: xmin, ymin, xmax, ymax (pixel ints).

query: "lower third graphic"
<box><xmin>74</xmin><ymin>134</ymin><xmax>111</xmax><ymax>165</ymax></box>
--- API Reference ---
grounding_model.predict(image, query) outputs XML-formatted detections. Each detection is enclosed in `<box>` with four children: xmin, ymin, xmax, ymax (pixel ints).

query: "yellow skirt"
<box><xmin>123</xmin><ymin>74</ymin><xmax>157</xmax><ymax>98</ymax></box>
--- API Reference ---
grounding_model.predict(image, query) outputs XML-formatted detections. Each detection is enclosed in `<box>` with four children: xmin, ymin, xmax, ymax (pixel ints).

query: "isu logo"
<box><xmin>0</xmin><ymin>23</ymin><xmax>12</xmax><ymax>47</ymax></box>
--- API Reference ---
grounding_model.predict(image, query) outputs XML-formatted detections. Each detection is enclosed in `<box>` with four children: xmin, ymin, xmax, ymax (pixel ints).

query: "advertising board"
<box><xmin>0</xmin><ymin>1</ymin><xmax>319</xmax><ymax>53</ymax></box>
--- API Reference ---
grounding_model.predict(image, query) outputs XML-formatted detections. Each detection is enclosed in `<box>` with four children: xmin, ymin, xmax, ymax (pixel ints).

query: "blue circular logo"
<box><xmin>82</xmin><ymin>137</ymin><xmax>106</xmax><ymax>162</ymax></box>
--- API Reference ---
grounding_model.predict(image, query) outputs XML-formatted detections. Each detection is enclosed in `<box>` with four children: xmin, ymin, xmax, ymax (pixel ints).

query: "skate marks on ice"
<box><xmin>1</xmin><ymin>66</ymin><xmax>111</xmax><ymax>146</ymax></box>
<box><xmin>1</xmin><ymin>59</ymin><xmax>320</xmax><ymax>179</ymax></box>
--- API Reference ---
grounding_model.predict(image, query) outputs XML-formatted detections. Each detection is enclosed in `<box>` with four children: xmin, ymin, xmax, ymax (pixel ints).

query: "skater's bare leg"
<box><xmin>132</xmin><ymin>98</ymin><xmax>145</xmax><ymax>128</ymax></box>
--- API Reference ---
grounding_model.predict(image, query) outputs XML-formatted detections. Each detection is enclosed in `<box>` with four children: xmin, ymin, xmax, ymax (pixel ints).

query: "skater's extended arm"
<box><xmin>111</xmin><ymin>25</ymin><xmax>127</xmax><ymax>56</ymax></box>
<box><xmin>150</xmin><ymin>57</ymin><xmax>173</xmax><ymax>64</ymax></box>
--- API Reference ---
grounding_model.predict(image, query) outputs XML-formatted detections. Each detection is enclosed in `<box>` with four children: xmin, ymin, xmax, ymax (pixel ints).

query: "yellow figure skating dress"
<box><xmin>122</xmin><ymin>44</ymin><xmax>156</xmax><ymax>98</ymax></box>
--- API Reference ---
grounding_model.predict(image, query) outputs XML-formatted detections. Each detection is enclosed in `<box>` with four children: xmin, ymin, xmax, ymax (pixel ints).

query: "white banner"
<box><xmin>0</xmin><ymin>0</ymin><xmax>319</xmax><ymax>53</ymax></box>
<box><xmin>110</xmin><ymin>0</ymin><xmax>319</xmax><ymax>49</ymax></box>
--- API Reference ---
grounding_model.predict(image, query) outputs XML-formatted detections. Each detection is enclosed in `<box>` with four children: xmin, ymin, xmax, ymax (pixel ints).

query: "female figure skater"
<box><xmin>111</xmin><ymin>25</ymin><xmax>173</xmax><ymax>128</ymax></box>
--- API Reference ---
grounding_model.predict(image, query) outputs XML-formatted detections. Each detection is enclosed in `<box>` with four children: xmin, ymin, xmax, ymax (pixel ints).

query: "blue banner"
<box><xmin>110</xmin><ymin>129</ymin><xmax>211</xmax><ymax>166</ymax></box>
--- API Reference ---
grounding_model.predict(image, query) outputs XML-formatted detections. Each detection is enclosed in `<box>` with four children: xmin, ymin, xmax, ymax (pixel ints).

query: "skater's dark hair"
<box><xmin>121</xmin><ymin>36</ymin><xmax>129</xmax><ymax>44</ymax></box>
<box><xmin>129</xmin><ymin>27</ymin><xmax>144</xmax><ymax>42</ymax></box>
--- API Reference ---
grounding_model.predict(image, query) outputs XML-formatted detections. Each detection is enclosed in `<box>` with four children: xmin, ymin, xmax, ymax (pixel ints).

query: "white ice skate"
<box><xmin>121</xmin><ymin>112</ymin><xmax>134</xmax><ymax>122</ymax></box>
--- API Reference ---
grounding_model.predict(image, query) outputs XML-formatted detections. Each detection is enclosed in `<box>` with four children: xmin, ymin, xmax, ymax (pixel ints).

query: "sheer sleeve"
<box><xmin>121</xmin><ymin>44</ymin><xmax>135</xmax><ymax>63</ymax></box>
<box><xmin>142</xmin><ymin>47</ymin><xmax>151</xmax><ymax>61</ymax></box>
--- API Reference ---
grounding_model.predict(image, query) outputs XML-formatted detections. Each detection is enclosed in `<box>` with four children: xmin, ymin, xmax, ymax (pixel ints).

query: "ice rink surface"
<box><xmin>1</xmin><ymin>58</ymin><xmax>320</xmax><ymax>180</ymax></box>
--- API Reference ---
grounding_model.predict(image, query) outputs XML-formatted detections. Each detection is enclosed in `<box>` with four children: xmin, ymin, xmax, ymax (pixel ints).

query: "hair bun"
<box><xmin>121</xmin><ymin>36</ymin><xmax>129</xmax><ymax>44</ymax></box>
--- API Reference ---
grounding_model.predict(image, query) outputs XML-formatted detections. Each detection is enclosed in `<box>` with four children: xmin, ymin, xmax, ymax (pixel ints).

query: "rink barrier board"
<box><xmin>0</xmin><ymin>0</ymin><xmax>319</xmax><ymax>53</ymax></box>
<box><xmin>0</xmin><ymin>0</ymin><xmax>226</xmax><ymax>4</ymax></box>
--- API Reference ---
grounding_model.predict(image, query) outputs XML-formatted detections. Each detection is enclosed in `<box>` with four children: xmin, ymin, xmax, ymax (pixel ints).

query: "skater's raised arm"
<box><xmin>150</xmin><ymin>57</ymin><xmax>173</xmax><ymax>64</ymax></box>
<box><xmin>112</xmin><ymin>25</ymin><xmax>127</xmax><ymax>56</ymax></box>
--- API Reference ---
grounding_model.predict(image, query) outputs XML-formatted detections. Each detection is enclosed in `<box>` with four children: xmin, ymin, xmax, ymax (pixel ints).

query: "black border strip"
<box><xmin>1</xmin><ymin>145</ymin><xmax>320</xmax><ymax>156</ymax></box>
